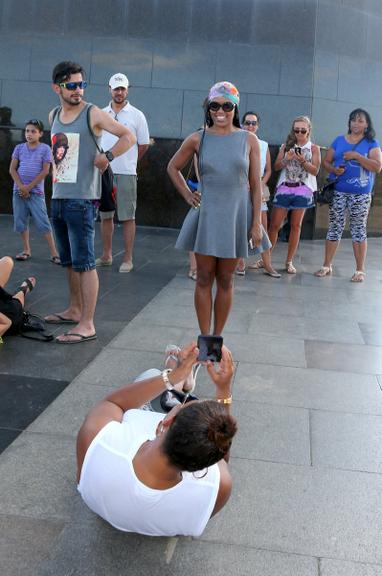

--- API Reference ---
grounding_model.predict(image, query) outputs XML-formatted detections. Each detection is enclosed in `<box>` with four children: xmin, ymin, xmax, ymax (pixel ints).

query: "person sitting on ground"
<box><xmin>77</xmin><ymin>342</ymin><xmax>237</xmax><ymax>537</ymax></box>
<box><xmin>0</xmin><ymin>256</ymin><xmax>36</xmax><ymax>342</ymax></box>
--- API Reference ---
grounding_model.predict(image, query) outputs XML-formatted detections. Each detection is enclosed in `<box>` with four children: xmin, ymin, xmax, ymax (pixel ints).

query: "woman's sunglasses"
<box><xmin>293</xmin><ymin>128</ymin><xmax>308</xmax><ymax>134</ymax></box>
<box><xmin>59</xmin><ymin>81</ymin><xmax>87</xmax><ymax>91</ymax></box>
<box><xmin>244</xmin><ymin>120</ymin><xmax>258</xmax><ymax>126</ymax></box>
<box><xmin>208</xmin><ymin>101</ymin><xmax>235</xmax><ymax>112</ymax></box>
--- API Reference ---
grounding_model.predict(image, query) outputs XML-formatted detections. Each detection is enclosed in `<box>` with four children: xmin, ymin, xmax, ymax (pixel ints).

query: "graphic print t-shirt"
<box><xmin>52</xmin><ymin>132</ymin><xmax>79</xmax><ymax>184</ymax></box>
<box><xmin>330</xmin><ymin>135</ymin><xmax>380</xmax><ymax>194</ymax></box>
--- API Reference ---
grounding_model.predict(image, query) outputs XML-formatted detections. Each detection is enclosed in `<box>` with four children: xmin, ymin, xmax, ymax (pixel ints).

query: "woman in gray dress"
<box><xmin>167</xmin><ymin>81</ymin><xmax>263</xmax><ymax>336</ymax></box>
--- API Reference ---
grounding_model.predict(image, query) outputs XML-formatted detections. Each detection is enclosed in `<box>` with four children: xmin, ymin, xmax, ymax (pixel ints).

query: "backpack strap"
<box><xmin>51</xmin><ymin>106</ymin><xmax>61</xmax><ymax>126</ymax></box>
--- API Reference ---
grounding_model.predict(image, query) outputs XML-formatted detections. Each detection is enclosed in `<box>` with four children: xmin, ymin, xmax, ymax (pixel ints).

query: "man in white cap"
<box><xmin>96</xmin><ymin>73</ymin><xmax>150</xmax><ymax>273</ymax></box>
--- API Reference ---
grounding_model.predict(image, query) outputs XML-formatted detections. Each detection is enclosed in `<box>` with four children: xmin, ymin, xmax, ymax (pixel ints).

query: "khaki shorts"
<box><xmin>100</xmin><ymin>174</ymin><xmax>137</xmax><ymax>221</ymax></box>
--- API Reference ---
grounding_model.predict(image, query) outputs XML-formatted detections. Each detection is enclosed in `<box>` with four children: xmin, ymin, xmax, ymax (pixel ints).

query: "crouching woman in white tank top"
<box><xmin>76</xmin><ymin>342</ymin><xmax>237</xmax><ymax>537</ymax></box>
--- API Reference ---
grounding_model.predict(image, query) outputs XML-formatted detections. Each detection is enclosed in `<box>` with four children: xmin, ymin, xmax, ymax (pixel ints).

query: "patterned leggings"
<box><xmin>327</xmin><ymin>192</ymin><xmax>371</xmax><ymax>243</ymax></box>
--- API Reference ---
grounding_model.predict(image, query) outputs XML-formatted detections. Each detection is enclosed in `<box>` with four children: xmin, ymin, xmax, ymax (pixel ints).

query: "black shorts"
<box><xmin>0</xmin><ymin>286</ymin><xmax>23</xmax><ymax>334</ymax></box>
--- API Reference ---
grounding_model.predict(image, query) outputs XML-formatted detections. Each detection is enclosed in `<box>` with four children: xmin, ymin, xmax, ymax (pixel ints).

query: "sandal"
<box><xmin>50</xmin><ymin>256</ymin><xmax>61</xmax><ymax>265</ymax></box>
<box><xmin>15</xmin><ymin>252</ymin><xmax>31</xmax><ymax>261</ymax></box>
<box><xmin>247</xmin><ymin>259</ymin><xmax>264</xmax><ymax>269</ymax></box>
<box><xmin>235</xmin><ymin>268</ymin><xmax>246</xmax><ymax>276</ymax></box>
<box><xmin>164</xmin><ymin>344</ymin><xmax>181</xmax><ymax>369</ymax></box>
<box><xmin>163</xmin><ymin>344</ymin><xmax>199</xmax><ymax>394</ymax></box>
<box><xmin>188</xmin><ymin>269</ymin><xmax>197</xmax><ymax>281</ymax></box>
<box><xmin>264</xmin><ymin>269</ymin><xmax>281</xmax><ymax>278</ymax></box>
<box><xmin>14</xmin><ymin>277</ymin><xmax>36</xmax><ymax>296</ymax></box>
<box><xmin>351</xmin><ymin>270</ymin><xmax>365</xmax><ymax>283</ymax></box>
<box><xmin>314</xmin><ymin>265</ymin><xmax>332</xmax><ymax>277</ymax></box>
<box><xmin>285</xmin><ymin>261</ymin><xmax>297</xmax><ymax>274</ymax></box>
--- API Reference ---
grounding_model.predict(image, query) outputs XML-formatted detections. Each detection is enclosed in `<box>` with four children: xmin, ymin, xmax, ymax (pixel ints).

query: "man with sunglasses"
<box><xmin>96</xmin><ymin>73</ymin><xmax>150</xmax><ymax>273</ymax></box>
<box><xmin>45</xmin><ymin>61</ymin><xmax>136</xmax><ymax>344</ymax></box>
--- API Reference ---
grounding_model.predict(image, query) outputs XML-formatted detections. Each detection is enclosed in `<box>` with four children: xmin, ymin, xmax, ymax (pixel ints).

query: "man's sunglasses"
<box><xmin>58</xmin><ymin>81</ymin><xmax>87</xmax><ymax>91</ymax></box>
<box><xmin>293</xmin><ymin>128</ymin><xmax>308</xmax><ymax>134</ymax></box>
<box><xmin>26</xmin><ymin>119</ymin><xmax>43</xmax><ymax>130</ymax></box>
<box><xmin>208</xmin><ymin>101</ymin><xmax>235</xmax><ymax>112</ymax></box>
<box><xmin>244</xmin><ymin>120</ymin><xmax>258</xmax><ymax>126</ymax></box>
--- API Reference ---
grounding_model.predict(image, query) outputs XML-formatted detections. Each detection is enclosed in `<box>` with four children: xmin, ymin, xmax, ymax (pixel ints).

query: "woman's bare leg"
<box><xmin>268</xmin><ymin>207</ymin><xmax>288</xmax><ymax>253</ymax></box>
<box><xmin>195</xmin><ymin>254</ymin><xmax>217</xmax><ymax>334</ymax></box>
<box><xmin>213</xmin><ymin>258</ymin><xmax>239</xmax><ymax>336</ymax></box>
<box><xmin>353</xmin><ymin>241</ymin><xmax>367</xmax><ymax>272</ymax></box>
<box><xmin>0</xmin><ymin>256</ymin><xmax>14</xmax><ymax>288</ymax></box>
<box><xmin>286</xmin><ymin>209</ymin><xmax>305</xmax><ymax>263</ymax></box>
<box><xmin>44</xmin><ymin>232</ymin><xmax>60</xmax><ymax>259</ymax></box>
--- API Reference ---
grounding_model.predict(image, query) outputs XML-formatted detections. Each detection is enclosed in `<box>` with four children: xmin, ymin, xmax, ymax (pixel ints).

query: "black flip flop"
<box><xmin>45</xmin><ymin>314</ymin><xmax>77</xmax><ymax>325</ymax></box>
<box><xmin>55</xmin><ymin>332</ymin><xmax>97</xmax><ymax>344</ymax></box>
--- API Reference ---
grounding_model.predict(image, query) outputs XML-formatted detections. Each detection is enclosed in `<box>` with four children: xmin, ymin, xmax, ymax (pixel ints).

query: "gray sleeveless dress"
<box><xmin>176</xmin><ymin>130</ymin><xmax>270</xmax><ymax>258</ymax></box>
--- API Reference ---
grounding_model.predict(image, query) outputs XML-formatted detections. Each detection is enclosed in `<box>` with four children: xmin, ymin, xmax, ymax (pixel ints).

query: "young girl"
<box><xmin>9</xmin><ymin>119</ymin><xmax>60</xmax><ymax>263</ymax></box>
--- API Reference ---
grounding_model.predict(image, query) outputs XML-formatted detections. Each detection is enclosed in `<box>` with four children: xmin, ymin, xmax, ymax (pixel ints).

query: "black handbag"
<box><xmin>86</xmin><ymin>106</ymin><xmax>117</xmax><ymax>212</ymax></box>
<box><xmin>315</xmin><ymin>180</ymin><xmax>336</xmax><ymax>205</ymax></box>
<box><xmin>20</xmin><ymin>312</ymin><xmax>54</xmax><ymax>342</ymax></box>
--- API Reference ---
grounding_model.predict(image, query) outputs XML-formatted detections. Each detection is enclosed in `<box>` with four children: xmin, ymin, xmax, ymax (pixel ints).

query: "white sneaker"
<box><xmin>119</xmin><ymin>261</ymin><xmax>133</xmax><ymax>273</ymax></box>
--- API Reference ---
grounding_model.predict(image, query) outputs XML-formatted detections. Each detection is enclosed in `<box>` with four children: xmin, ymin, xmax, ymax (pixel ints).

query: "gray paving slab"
<box><xmin>203</xmin><ymin>458</ymin><xmax>382</xmax><ymax>564</ymax></box>
<box><xmin>37</xmin><ymin>519</ymin><xmax>319</xmax><ymax>576</ymax></box>
<box><xmin>311</xmin><ymin>410</ymin><xmax>382</xmax><ymax>473</ymax></box>
<box><xmin>359</xmin><ymin>322</ymin><xmax>382</xmax><ymax>345</ymax></box>
<box><xmin>232</xmin><ymin>400</ymin><xmax>310</xmax><ymax>465</ymax></box>
<box><xmin>320</xmin><ymin>558</ymin><xmax>382</xmax><ymax>575</ymax></box>
<box><xmin>27</xmin><ymin>382</ymin><xmax>116</xmax><ymax>437</ymax></box>
<box><xmin>0</xmin><ymin>433</ymin><xmax>76</xmax><ymax>520</ymax></box>
<box><xmin>0</xmin><ymin>515</ymin><xmax>66</xmax><ymax>576</ymax></box>
<box><xmin>213</xmin><ymin>331</ymin><xmax>306</xmax><ymax>367</ymax></box>
<box><xmin>305</xmin><ymin>340</ymin><xmax>382</xmax><ymax>374</ymax></box>
<box><xmin>233</xmin><ymin>363</ymin><xmax>382</xmax><ymax>414</ymax></box>
<box><xmin>76</xmin><ymin>348</ymin><xmax>165</xmax><ymax>386</ymax></box>
<box><xmin>248</xmin><ymin>313</ymin><xmax>364</xmax><ymax>344</ymax></box>
<box><xmin>109</xmin><ymin>322</ymin><xmax>188</xmax><ymax>352</ymax></box>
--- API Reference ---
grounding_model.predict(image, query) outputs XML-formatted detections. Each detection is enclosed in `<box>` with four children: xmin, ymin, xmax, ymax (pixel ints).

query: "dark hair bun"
<box><xmin>208</xmin><ymin>413</ymin><xmax>237</xmax><ymax>453</ymax></box>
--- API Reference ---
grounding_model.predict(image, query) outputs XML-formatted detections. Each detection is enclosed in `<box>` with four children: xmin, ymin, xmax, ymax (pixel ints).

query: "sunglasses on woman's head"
<box><xmin>293</xmin><ymin>128</ymin><xmax>308</xmax><ymax>134</ymax></box>
<box><xmin>208</xmin><ymin>101</ymin><xmax>235</xmax><ymax>112</ymax></box>
<box><xmin>27</xmin><ymin>119</ymin><xmax>43</xmax><ymax>130</ymax></box>
<box><xmin>59</xmin><ymin>81</ymin><xmax>87</xmax><ymax>91</ymax></box>
<box><xmin>244</xmin><ymin>120</ymin><xmax>257</xmax><ymax>126</ymax></box>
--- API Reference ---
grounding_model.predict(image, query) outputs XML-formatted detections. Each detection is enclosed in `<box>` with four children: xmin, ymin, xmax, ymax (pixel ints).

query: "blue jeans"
<box><xmin>52</xmin><ymin>199</ymin><xmax>96</xmax><ymax>272</ymax></box>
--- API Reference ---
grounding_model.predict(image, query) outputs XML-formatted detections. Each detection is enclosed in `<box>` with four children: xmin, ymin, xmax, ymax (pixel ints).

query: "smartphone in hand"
<box><xmin>197</xmin><ymin>335</ymin><xmax>223</xmax><ymax>362</ymax></box>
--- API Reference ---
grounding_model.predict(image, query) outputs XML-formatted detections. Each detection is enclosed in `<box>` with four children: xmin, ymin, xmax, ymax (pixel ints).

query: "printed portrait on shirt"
<box><xmin>51</xmin><ymin>132</ymin><xmax>79</xmax><ymax>183</ymax></box>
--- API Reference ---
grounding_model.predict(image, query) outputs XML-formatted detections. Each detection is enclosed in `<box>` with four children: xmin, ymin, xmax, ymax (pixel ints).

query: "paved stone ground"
<box><xmin>1</xmin><ymin>214</ymin><xmax>382</xmax><ymax>576</ymax></box>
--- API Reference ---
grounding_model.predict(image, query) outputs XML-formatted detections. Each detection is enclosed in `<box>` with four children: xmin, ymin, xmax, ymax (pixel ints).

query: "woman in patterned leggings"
<box><xmin>315</xmin><ymin>109</ymin><xmax>382</xmax><ymax>282</ymax></box>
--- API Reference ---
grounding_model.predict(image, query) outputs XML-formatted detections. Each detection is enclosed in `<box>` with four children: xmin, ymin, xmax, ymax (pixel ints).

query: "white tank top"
<box><xmin>78</xmin><ymin>409</ymin><xmax>220</xmax><ymax>537</ymax></box>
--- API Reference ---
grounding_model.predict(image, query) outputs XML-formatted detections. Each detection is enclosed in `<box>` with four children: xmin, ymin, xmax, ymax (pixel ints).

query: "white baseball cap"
<box><xmin>109</xmin><ymin>73</ymin><xmax>129</xmax><ymax>89</ymax></box>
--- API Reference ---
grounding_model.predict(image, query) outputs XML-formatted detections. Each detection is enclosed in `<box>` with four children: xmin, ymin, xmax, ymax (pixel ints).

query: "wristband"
<box><xmin>161</xmin><ymin>369</ymin><xmax>174</xmax><ymax>391</ymax></box>
<box><xmin>216</xmin><ymin>396</ymin><xmax>232</xmax><ymax>405</ymax></box>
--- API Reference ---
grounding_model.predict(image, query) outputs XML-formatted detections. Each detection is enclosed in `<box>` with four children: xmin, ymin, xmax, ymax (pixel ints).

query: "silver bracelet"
<box><xmin>161</xmin><ymin>369</ymin><xmax>174</xmax><ymax>391</ymax></box>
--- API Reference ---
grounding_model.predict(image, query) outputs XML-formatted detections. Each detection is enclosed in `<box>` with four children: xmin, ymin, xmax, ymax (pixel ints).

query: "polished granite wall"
<box><xmin>0</xmin><ymin>0</ymin><xmax>382</xmax><ymax>235</ymax></box>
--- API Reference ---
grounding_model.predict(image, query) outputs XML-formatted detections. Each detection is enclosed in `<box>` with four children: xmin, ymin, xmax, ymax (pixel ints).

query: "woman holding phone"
<box><xmin>314</xmin><ymin>108</ymin><xmax>381</xmax><ymax>282</ymax></box>
<box><xmin>268</xmin><ymin>116</ymin><xmax>321</xmax><ymax>274</ymax></box>
<box><xmin>168</xmin><ymin>81</ymin><xmax>265</xmax><ymax>336</ymax></box>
